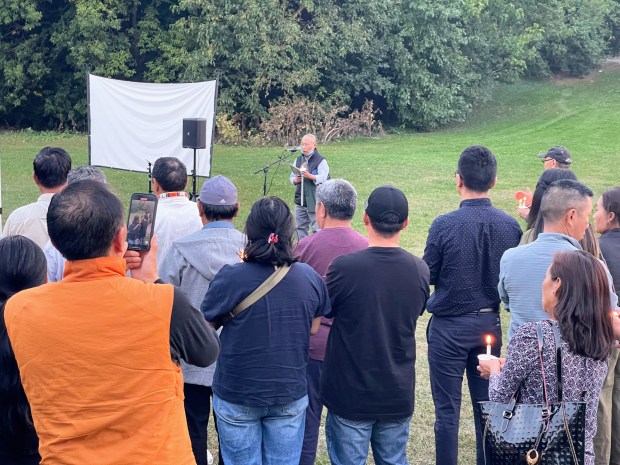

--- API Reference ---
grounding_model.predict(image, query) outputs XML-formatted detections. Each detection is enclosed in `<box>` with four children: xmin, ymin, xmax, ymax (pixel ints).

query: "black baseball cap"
<box><xmin>537</xmin><ymin>146</ymin><xmax>572</xmax><ymax>165</ymax></box>
<box><xmin>365</xmin><ymin>185</ymin><xmax>408</xmax><ymax>224</ymax></box>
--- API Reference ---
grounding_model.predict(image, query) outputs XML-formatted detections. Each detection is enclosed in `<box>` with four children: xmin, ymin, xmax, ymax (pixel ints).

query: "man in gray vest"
<box><xmin>159</xmin><ymin>175</ymin><xmax>245</xmax><ymax>465</ymax></box>
<box><xmin>290</xmin><ymin>134</ymin><xmax>330</xmax><ymax>239</ymax></box>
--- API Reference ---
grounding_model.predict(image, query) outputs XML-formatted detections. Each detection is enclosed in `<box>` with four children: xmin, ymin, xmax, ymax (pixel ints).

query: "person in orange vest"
<box><xmin>4</xmin><ymin>179</ymin><xmax>220</xmax><ymax>465</ymax></box>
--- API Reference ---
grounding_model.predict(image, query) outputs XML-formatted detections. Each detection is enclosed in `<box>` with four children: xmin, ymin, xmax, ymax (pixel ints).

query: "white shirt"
<box><xmin>44</xmin><ymin>240</ymin><xmax>66</xmax><ymax>282</ymax></box>
<box><xmin>155</xmin><ymin>194</ymin><xmax>202</xmax><ymax>270</ymax></box>
<box><xmin>2</xmin><ymin>193</ymin><xmax>55</xmax><ymax>249</ymax></box>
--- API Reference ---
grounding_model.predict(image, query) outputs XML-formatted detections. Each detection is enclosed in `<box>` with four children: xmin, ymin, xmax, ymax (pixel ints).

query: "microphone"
<box><xmin>287</xmin><ymin>146</ymin><xmax>302</xmax><ymax>152</ymax></box>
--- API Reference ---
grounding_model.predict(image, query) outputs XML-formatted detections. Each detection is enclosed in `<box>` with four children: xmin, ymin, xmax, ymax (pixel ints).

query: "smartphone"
<box><xmin>127</xmin><ymin>193</ymin><xmax>158</xmax><ymax>251</ymax></box>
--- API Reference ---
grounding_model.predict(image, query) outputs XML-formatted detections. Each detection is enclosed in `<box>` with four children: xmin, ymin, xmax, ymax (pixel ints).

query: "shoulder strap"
<box><xmin>548</xmin><ymin>321</ymin><xmax>563</xmax><ymax>402</ymax></box>
<box><xmin>535</xmin><ymin>323</ymin><xmax>550</xmax><ymax>411</ymax></box>
<box><xmin>220</xmin><ymin>265</ymin><xmax>291</xmax><ymax>326</ymax></box>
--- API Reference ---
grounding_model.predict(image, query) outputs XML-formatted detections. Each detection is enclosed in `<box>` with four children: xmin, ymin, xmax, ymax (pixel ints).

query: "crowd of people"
<box><xmin>0</xmin><ymin>139</ymin><xmax>619</xmax><ymax>465</ymax></box>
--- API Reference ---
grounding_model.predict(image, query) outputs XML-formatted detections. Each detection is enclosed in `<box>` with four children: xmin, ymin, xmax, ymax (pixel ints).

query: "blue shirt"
<box><xmin>203</xmin><ymin>221</ymin><xmax>235</xmax><ymax>230</ymax></box>
<box><xmin>499</xmin><ymin>233</ymin><xmax>618</xmax><ymax>339</ymax></box>
<box><xmin>423</xmin><ymin>198</ymin><xmax>522</xmax><ymax>316</ymax></box>
<box><xmin>201</xmin><ymin>261</ymin><xmax>330</xmax><ymax>407</ymax></box>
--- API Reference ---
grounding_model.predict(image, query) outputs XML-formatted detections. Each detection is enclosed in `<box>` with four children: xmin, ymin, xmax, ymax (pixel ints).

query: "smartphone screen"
<box><xmin>127</xmin><ymin>193</ymin><xmax>158</xmax><ymax>251</ymax></box>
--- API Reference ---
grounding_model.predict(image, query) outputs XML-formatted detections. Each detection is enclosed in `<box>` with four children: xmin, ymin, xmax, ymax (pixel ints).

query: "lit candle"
<box><xmin>486</xmin><ymin>335</ymin><xmax>492</xmax><ymax>356</ymax></box>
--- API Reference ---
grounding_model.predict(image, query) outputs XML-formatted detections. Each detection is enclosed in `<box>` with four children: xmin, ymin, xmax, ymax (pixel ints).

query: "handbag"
<box><xmin>479</xmin><ymin>321</ymin><xmax>586</xmax><ymax>464</ymax></box>
<box><xmin>217</xmin><ymin>265</ymin><xmax>291</xmax><ymax>327</ymax></box>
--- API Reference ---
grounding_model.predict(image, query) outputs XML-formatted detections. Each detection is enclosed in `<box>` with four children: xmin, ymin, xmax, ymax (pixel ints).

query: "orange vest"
<box><xmin>5</xmin><ymin>257</ymin><xmax>195</xmax><ymax>465</ymax></box>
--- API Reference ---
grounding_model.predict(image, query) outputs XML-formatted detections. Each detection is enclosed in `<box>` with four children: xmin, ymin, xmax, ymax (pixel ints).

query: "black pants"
<box><xmin>184</xmin><ymin>383</ymin><xmax>224</xmax><ymax>465</ymax></box>
<box><xmin>427</xmin><ymin>311</ymin><xmax>502</xmax><ymax>465</ymax></box>
<box><xmin>299</xmin><ymin>358</ymin><xmax>323</xmax><ymax>465</ymax></box>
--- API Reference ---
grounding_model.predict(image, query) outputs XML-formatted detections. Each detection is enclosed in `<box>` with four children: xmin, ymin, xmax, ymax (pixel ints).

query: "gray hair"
<box><xmin>67</xmin><ymin>166</ymin><xmax>107</xmax><ymax>184</ymax></box>
<box><xmin>541</xmin><ymin>179</ymin><xmax>593</xmax><ymax>224</ymax></box>
<box><xmin>315</xmin><ymin>179</ymin><xmax>357</xmax><ymax>220</ymax></box>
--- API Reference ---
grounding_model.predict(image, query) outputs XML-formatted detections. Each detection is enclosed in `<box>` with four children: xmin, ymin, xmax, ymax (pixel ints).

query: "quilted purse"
<box><xmin>479</xmin><ymin>321</ymin><xmax>586</xmax><ymax>464</ymax></box>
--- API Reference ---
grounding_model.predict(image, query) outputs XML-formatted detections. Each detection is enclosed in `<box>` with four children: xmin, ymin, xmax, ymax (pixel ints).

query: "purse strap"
<box><xmin>535</xmin><ymin>323</ymin><xmax>551</xmax><ymax>413</ymax></box>
<box><xmin>548</xmin><ymin>321</ymin><xmax>563</xmax><ymax>402</ymax></box>
<box><xmin>219</xmin><ymin>265</ymin><xmax>291</xmax><ymax>326</ymax></box>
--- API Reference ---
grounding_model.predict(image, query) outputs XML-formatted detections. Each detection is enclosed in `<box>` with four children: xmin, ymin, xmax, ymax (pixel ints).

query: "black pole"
<box><xmin>147</xmin><ymin>161</ymin><xmax>152</xmax><ymax>193</ymax></box>
<box><xmin>86</xmin><ymin>69</ymin><xmax>92</xmax><ymax>164</ymax></box>
<box><xmin>192</xmin><ymin>148</ymin><xmax>198</xmax><ymax>200</ymax></box>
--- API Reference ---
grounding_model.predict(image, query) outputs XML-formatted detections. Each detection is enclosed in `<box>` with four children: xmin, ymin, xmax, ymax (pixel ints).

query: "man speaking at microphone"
<box><xmin>289</xmin><ymin>134</ymin><xmax>330</xmax><ymax>239</ymax></box>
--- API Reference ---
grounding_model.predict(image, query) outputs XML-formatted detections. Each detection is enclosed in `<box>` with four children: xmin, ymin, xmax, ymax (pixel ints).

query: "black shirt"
<box><xmin>423</xmin><ymin>198</ymin><xmax>522</xmax><ymax>316</ymax></box>
<box><xmin>320</xmin><ymin>247</ymin><xmax>430</xmax><ymax>421</ymax></box>
<box><xmin>600</xmin><ymin>228</ymin><xmax>620</xmax><ymax>291</ymax></box>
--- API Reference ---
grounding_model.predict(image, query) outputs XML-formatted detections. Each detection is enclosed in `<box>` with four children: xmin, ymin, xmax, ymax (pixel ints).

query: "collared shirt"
<box><xmin>499</xmin><ymin>233</ymin><xmax>619</xmax><ymax>339</ymax></box>
<box><xmin>289</xmin><ymin>151</ymin><xmax>330</xmax><ymax>185</ymax></box>
<box><xmin>154</xmin><ymin>194</ymin><xmax>202</xmax><ymax>269</ymax></box>
<box><xmin>423</xmin><ymin>198</ymin><xmax>522</xmax><ymax>317</ymax></box>
<box><xmin>203</xmin><ymin>221</ymin><xmax>235</xmax><ymax>230</ymax></box>
<box><xmin>2</xmin><ymin>193</ymin><xmax>55</xmax><ymax>248</ymax></box>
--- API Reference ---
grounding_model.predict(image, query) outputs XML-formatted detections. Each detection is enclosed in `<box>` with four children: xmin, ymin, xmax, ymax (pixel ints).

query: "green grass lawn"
<box><xmin>2</xmin><ymin>64</ymin><xmax>620</xmax><ymax>464</ymax></box>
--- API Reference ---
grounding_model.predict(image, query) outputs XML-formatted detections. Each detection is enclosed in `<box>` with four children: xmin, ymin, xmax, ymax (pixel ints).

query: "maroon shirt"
<box><xmin>294</xmin><ymin>227</ymin><xmax>368</xmax><ymax>361</ymax></box>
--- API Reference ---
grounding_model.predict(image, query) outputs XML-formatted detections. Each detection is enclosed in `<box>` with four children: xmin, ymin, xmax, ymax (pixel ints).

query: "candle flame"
<box><xmin>485</xmin><ymin>335</ymin><xmax>492</xmax><ymax>345</ymax></box>
<box><xmin>613</xmin><ymin>311</ymin><xmax>620</xmax><ymax>319</ymax></box>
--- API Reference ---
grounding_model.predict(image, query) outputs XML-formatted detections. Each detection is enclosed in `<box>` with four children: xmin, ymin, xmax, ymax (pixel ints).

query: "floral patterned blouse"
<box><xmin>489</xmin><ymin>320</ymin><xmax>609</xmax><ymax>465</ymax></box>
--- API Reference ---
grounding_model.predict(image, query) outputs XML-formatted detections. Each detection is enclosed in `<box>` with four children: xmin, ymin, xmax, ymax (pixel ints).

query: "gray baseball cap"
<box><xmin>199</xmin><ymin>175</ymin><xmax>238</xmax><ymax>205</ymax></box>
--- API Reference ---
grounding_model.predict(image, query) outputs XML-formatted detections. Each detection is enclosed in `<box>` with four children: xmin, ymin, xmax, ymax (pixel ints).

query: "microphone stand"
<box><xmin>254</xmin><ymin>150</ymin><xmax>298</xmax><ymax>197</ymax></box>
<box><xmin>146</xmin><ymin>160</ymin><xmax>153</xmax><ymax>193</ymax></box>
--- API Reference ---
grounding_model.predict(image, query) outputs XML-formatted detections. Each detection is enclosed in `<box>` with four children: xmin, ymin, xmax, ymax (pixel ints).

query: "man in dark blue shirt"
<box><xmin>423</xmin><ymin>146</ymin><xmax>522</xmax><ymax>465</ymax></box>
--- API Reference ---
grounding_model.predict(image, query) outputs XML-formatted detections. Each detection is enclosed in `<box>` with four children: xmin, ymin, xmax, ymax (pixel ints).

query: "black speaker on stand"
<box><xmin>183</xmin><ymin>118</ymin><xmax>207</xmax><ymax>200</ymax></box>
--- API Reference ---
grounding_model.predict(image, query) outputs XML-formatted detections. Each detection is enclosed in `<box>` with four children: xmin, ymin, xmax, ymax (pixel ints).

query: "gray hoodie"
<box><xmin>159</xmin><ymin>223</ymin><xmax>246</xmax><ymax>386</ymax></box>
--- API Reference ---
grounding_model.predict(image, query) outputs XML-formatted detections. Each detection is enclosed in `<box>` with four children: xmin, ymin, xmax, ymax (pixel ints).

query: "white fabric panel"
<box><xmin>88</xmin><ymin>74</ymin><xmax>216</xmax><ymax>177</ymax></box>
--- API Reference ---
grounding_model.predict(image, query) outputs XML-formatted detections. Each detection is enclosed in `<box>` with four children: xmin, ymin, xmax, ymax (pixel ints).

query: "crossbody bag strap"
<box><xmin>219</xmin><ymin>265</ymin><xmax>291</xmax><ymax>327</ymax></box>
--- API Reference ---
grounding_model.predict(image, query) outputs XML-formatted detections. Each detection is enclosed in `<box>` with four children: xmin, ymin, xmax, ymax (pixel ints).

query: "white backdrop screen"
<box><xmin>88</xmin><ymin>74</ymin><xmax>216</xmax><ymax>177</ymax></box>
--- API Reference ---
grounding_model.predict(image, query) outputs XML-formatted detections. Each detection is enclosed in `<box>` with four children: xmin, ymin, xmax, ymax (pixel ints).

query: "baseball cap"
<box><xmin>199</xmin><ymin>175</ymin><xmax>238</xmax><ymax>205</ymax></box>
<box><xmin>365</xmin><ymin>185</ymin><xmax>408</xmax><ymax>224</ymax></box>
<box><xmin>537</xmin><ymin>146</ymin><xmax>572</xmax><ymax>165</ymax></box>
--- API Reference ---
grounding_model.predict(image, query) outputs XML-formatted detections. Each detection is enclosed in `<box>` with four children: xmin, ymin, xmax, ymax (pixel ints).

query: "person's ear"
<box><xmin>233</xmin><ymin>203</ymin><xmax>240</xmax><ymax>218</ymax></box>
<box><xmin>553</xmin><ymin>277</ymin><xmax>562</xmax><ymax>295</ymax></box>
<box><xmin>113</xmin><ymin>225</ymin><xmax>128</xmax><ymax>255</ymax></box>
<box><xmin>197</xmin><ymin>201</ymin><xmax>205</xmax><ymax>217</ymax></box>
<box><xmin>317</xmin><ymin>202</ymin><xmax>326</xmax><ymax>218</ymax></box>
<box><xmin>363</xmin><ymin>211</ymin><xmax>370</xmax><ymax>226</ymax></box>
<box><xmin>401</xmin><ymin>217</ymin><xmax>409</xmax><ymax>231</ymax></box>
<box><xmin>455</xmin><ymin>173</ymin><xmax>464</xmax><ymax>188</ymax></box>
<box><xmin>489</xmin><ymin>177</ymin><xmax>497</xmax><ymax>190</ymax></box>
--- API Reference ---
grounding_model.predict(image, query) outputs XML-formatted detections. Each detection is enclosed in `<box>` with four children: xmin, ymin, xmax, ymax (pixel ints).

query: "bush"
<box><xmin>258</xmin><ymin>98</ymin><xmax>383</xmax><ymax>146</ymax></box>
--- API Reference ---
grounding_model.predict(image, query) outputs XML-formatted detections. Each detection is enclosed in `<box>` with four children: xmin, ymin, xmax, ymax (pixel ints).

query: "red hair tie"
<box><xmin>268</xmin><ymin>233</ymin><xmax>279</xmax><ymax>244</ymax></box>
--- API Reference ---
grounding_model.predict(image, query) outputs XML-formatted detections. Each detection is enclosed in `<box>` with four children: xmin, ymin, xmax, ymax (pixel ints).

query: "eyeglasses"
<box><xmin>542</xmin><ymin>158</ymin><xmax>554</xmax><ymax>163</ymax></box>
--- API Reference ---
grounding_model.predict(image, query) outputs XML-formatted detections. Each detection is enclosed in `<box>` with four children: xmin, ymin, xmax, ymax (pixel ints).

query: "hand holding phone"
<box><xmin>127</xmin><ymin>193</ymin><xmax>158</xmax><ymax>251</ymax></box>
<box><xmin>129</xmin><ymin>235</ymin><xmax>160</xmax><ymax>283</ymax></box>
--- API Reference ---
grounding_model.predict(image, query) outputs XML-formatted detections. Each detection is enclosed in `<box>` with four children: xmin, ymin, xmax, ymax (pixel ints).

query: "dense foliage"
<box><xmin>1</xmin><ymin>0</ymin><xmax>619</xmax><ymax>132</ymax></box>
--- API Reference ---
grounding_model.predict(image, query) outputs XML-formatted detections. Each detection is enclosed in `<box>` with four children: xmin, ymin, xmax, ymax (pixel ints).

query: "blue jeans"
<box><xmin>213</xmin><ymin>394</ymin><xmax>308</xmax><ymax>465</ymax></box>
<box><xmin>325</xmin><ymin>411</ymin><xmax>411</xmax><ymax>465</ymax></box>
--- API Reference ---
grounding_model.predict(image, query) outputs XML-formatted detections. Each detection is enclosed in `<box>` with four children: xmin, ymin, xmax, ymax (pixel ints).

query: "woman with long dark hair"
<box><xmin>592</xmin><ymin>186</ymin><xmax>620</xmax><ymax>463</ymax></box>
<box><xmin>0</xmin><ymin>236</ymin><xmax>47</xmax><ymax>465</ymax></box>
<box><xmin>479</xmin><ymin>250</ymin><xmax>614</xmax><ymax>464</ymax></box>
<box><xmin>201</xmin><ymin>196</ymin><xmax>330</xmax><ymax>465</ymax></box>
<box><xmin>520</xmin><ymin>168</ymin><xmax>578</xmax><ymax>244</ymax></box>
